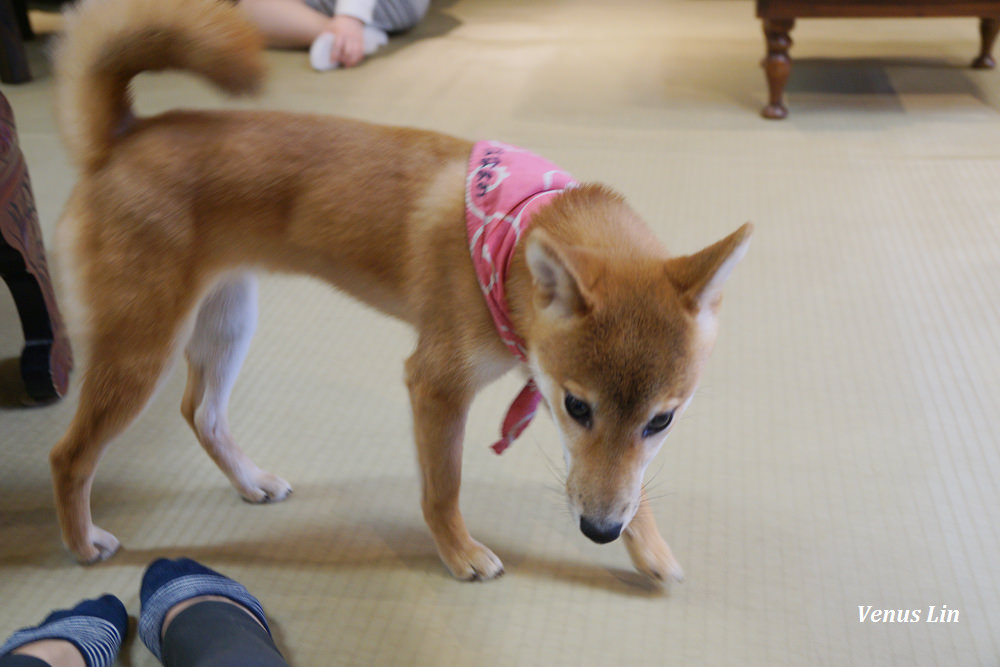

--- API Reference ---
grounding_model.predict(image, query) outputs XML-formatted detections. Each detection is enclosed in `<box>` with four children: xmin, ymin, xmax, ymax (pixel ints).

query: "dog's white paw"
<box><xmin>237</xmin><ymin>470</ymin><xmax>292</xmax><ymax>504</ymax></box>
<box><xmin>74</xmin><ymin>525</ymin><xmax>121</xmax><ymax>564</ymax></box>
<box><xmin>441</xmin><ymin>538</ymin><xmax>505</xmax><ymax>581</ymax></box>
<box><xmin>623</xmin><ymin>530</ymin><xmax>684</xmax><ymax>584</ymax></box>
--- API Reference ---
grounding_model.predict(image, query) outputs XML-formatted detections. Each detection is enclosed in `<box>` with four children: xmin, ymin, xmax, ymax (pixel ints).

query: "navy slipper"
<box><xmin>138</xmin><ymin>557</ymin><xmax>269</xmax><ymax>662</ymax></box>
<box><xmin>0</xmin><ymin>595</ymin><xmax>127</xmax><ymax>667</ymax></box>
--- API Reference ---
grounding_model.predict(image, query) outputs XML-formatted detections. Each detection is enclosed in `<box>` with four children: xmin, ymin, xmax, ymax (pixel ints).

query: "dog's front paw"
<box><xmin>623</xmin><ymin>529</ymin><xmax>684</xmax><ymax>584</ymax></box>
<box><xmin>440</xmin><ymin>538</ymin><xmax>505</xmax><ymax>581</ymax></box>
<box><xmin>70</xmin><ymin>525</ymin><xmax>121</xmax><ymax>564</ymax></box>
<box><xmin>236</xmin><ymin>469</ymin><xmax>292</xmax><ymax>504</ymax></box>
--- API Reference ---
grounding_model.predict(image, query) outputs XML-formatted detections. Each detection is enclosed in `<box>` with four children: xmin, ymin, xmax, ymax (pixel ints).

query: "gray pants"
<box><xmin>303</xmin><ymin>0</ymin><xmax>429</xmax><ymax>33</ymax></box>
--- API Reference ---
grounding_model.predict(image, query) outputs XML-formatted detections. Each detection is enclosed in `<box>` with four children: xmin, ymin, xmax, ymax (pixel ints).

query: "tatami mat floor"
<box><xmin>2</xmin><ymin>0</ymin><xmax>999</xmax><ymax>664</ymax></box>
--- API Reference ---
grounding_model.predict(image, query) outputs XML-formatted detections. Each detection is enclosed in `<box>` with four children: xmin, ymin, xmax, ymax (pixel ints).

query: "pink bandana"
<box><xmin>465</xmin><ymin>141</ymin><xmax>577</xmax><ymax>454</ymax></box>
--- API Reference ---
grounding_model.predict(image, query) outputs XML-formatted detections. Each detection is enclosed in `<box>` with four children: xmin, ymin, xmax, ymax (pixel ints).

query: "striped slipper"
<box><xmin>138</xmin><ymin>557</ymin><xmax>270</xmax><ymax>662</ymax></box>
<box><xmin>0</xmin><ymin>595</ymin><xmax>127</xmax><ymax>667</ymax></box>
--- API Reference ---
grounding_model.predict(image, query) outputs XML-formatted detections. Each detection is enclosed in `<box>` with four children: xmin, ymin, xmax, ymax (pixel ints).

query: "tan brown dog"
<box><xmin>50</xmin><ymin>0</ymin><xmax>752</xmax><ymax>582</ymax></box>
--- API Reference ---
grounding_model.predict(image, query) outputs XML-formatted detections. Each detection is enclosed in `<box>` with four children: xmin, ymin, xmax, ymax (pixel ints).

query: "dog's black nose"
<box><xmin>579</xmin><ymin>516</ymin><xmax>622</xmax><ymax>544</ymax></box>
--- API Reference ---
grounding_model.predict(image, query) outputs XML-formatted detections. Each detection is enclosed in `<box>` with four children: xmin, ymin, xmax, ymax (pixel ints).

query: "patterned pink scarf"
<box><xmin>465</xmin><ymin>141</ymin><xmax>577</xmax><ymax>454</ymax></box>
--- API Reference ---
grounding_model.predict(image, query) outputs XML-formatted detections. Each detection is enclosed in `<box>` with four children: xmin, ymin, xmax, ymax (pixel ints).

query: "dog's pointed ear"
<box><xmin>525</xmin><ymin>229</ymin><xmax>598</xmax><ymax>318</ymax></box>
<box><xmin>667</xmin><ymin>223</ymin><xmax>753</xmax><ymax>313</ymax></box>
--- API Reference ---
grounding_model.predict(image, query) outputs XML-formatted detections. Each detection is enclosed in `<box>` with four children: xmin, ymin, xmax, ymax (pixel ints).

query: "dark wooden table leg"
<box><xmin>761</xmin><ymin>18</ymin><xmax>795</xmax><ymax>120</ymax></box>
<box><xmin>972</xmin><ymin>17</ymin><xmax>1000</xmax><ymax>68</ymax></box>
<box><xmin>0</xmin><ymin>0</ymin><xmax>32</xmax><ymax>84</ymax></box>
<box><xmin>1</xmin><ymin>93</ymin><xmax>72</xmax><ymax>402</ymax></box>
<box><xmin>12</xmin><ymin>0</ymin><xmax>32</xmax><ymax>40</ymax></box>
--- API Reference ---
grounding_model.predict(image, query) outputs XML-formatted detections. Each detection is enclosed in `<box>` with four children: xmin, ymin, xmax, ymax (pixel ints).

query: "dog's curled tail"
<box><xmin>54</xmin><ymin>0</ymin><xmax>264</xmax><ymax>170</ymax></box>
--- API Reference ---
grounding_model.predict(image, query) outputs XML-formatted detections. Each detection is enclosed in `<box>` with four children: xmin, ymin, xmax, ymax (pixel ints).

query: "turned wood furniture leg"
<box><xmin>973</xmin><ymin>17</ymin><xmax>1000</xmax><ymax>68</ymax></box>
<box><xmin>0</xmin><ymin>92</ymin><xmax>72</xmax><ymax>402</ymax></box>
<box><xmin>12</xmin><ymin>0</ymin><xmax>32</xmax><ymax>40</ymax></box>
<box><xmin>761</xmin><ymin>18</ymin><xmax>795</xmax><ymax>119</ymax></box>
<box><xmin>0</xmin><ymin>0</ymin><xmax>31</xmax><ymax>84</ymax></box>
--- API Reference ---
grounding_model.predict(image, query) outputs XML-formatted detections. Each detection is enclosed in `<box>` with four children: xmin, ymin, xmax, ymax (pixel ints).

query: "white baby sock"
<box><xmin>309</xmin><ymin>27</ymin><xmax>389</xmax><ymax>72</ymax></box>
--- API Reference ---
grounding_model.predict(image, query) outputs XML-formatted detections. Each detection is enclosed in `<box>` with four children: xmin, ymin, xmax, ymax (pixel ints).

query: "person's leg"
<box><xmin>239</xmin><ymin>0</ymin><xmax>427</xmax><ymax>70</ymax></box>
<box><xmin>314</xmin><ymin>0</ymin><xmax>429</xmax><ymax>67</ymax></box>
<box><xmin>238</xmin><ymin>0</ymin><xmax>328</xmax><ymax>47</ymax></box>
<box><xmin>308</xmin><ymin>0</ymin><xmax>425</xmax><ymax>70</ymax></box>
<box><xmin>139</xmin><ymin>558</ymin><xmax>287</xmax><ymax>667</ymax></box>
<box><xmin>0</xmin><ymin>596</ymin><xmax>127</xmax><ymax>667</ymax></box>
<box><xmin>369</xmin><ymin>0</ymin><xmax>429</xmax><ymax>34</ymax></box>
<box><xmin>160</xmin><ymin>601</ymin><xmax>284</xmax><ymax>667</ymax></box>
<box><xmin>0</xmin><ymin>655</ymin><xmax>54</xmax><ymax>667</ymax></box>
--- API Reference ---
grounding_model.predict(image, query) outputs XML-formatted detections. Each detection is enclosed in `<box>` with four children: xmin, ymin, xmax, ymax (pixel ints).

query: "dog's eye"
<box><xmin>643</xmin><ymin>411</ymin><xmax>674</xmax><ymax>438</ymax></box>
<box><xmin>564</xmin><ymin>392</ymin><xmax>592</xmax><ymax>428</ymax></box>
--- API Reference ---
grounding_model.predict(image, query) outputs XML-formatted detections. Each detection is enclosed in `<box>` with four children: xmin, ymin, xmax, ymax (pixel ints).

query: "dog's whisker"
<box><xmin>529</xmin><ymin>435</ymin><xmax>566</xmax><ymax>488</ymax></box>
<box><xmin>542</xmin><ymin>484</ymin><xmax>565</xmax><ymax>499</ymax></box>
<box><xmin>643</xmin><ymin>457</ymin><xmax>668</xmax><ymax>488</ymax></box>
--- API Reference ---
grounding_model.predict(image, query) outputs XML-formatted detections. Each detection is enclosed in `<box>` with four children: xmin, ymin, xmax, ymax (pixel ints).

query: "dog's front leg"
<box><xmin>623</xmin><ymin>489</ymin><xmax>685</xmax><ymax>584</ymax></box>
<box><xmin>405</xmin><ymin>351</ymin><xmax>504</xmax><ymax>581</ymax></box>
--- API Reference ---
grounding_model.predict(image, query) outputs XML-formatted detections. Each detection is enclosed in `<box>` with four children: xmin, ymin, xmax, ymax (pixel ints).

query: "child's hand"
<box><xmin>326</xmin><ymin>15</ymin><xmax>365</xmax><ymax>67</ymax></box>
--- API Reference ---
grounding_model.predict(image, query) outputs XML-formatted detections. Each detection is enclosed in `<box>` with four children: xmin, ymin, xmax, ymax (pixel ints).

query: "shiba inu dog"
<box><xmin>49</xmin><ymin>0</ymin><xmax>751</xmax><ymax>582</ymax></box>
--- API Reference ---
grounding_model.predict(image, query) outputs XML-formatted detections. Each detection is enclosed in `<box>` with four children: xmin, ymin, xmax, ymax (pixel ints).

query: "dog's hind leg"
<box><xmin>50</xmin><ymin>283</ymin><xmax>194</xmax><ymax>563</ymax></box>
<box><xmin>181</xmin><ymin>272</ymin><xmax>291</xmax><ymax>504</ymax></box>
